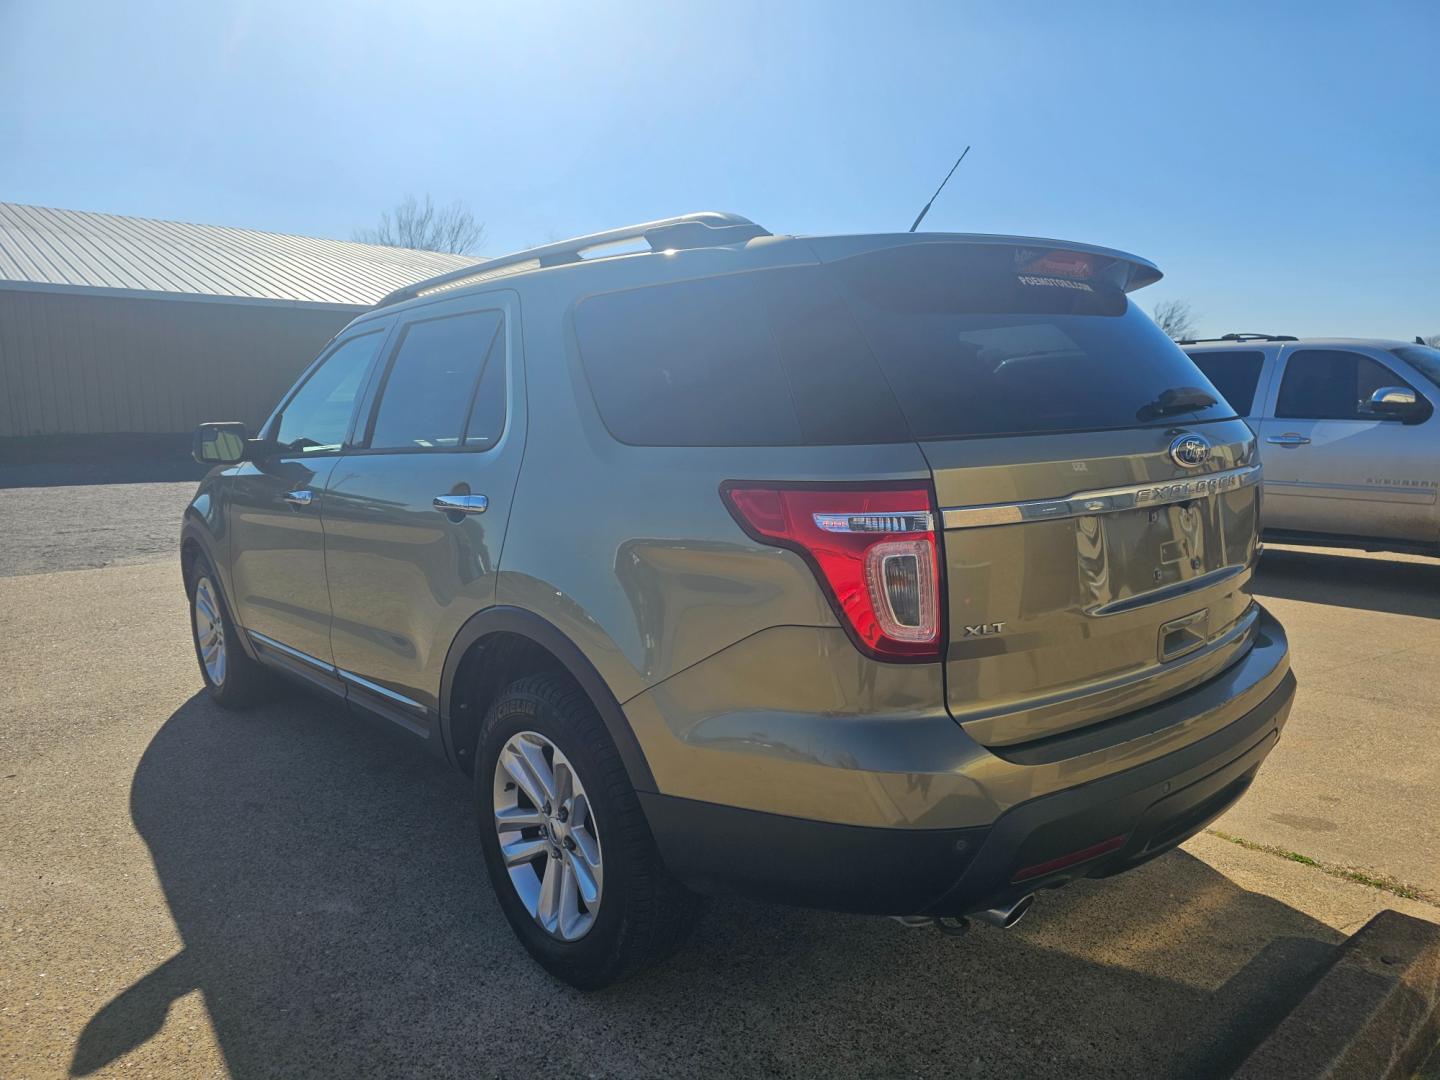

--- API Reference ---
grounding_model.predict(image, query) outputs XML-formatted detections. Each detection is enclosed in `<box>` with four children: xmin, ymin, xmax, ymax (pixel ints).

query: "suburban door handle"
<box><xmin>1265</xmin><ymin>434</ymin><xmax>1311</xmax><ymax>447</ymax></box>
<box><xmin>433</xmin><ymin>494</ymin><xmax>488</xmax><ymax>516</ymax></box>
<box><xmin>284</xmin><ymin>489</ymin><xmax>314</xmax><ymax>506</ymax></box>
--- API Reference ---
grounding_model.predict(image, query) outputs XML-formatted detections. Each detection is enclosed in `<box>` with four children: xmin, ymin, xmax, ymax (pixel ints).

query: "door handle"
<box><xmin>1265</xmin><ymin>434</ymin><xmax>1311</xmax><ymax>447</ymax></box>
<box><xmin>433</xmin><ymin>494</ymin><xmax>488</xmax><ymax>516</ymax></box>
<box><xmin>284</xmin><ymin>489</ymin><xmax>314</xmax><ymax>507</ymax></box>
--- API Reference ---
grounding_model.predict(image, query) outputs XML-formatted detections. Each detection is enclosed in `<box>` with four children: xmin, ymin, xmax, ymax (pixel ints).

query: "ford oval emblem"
<box><xmin>1169</xmin><ymin>432</ymin><xmax>1212</xmax><ymax>469</ymax></box>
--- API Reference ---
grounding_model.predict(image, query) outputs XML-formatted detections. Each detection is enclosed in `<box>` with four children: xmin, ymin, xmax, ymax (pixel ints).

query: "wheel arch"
<box><xmin>440</xmin><ymin>606</ymin><xmax>656</xmax><ymax>793</ymax></box>
<box><xmin>180</xmin><ymin>519</ymin><xmax>260</xmax><ymax>663</ymax></box>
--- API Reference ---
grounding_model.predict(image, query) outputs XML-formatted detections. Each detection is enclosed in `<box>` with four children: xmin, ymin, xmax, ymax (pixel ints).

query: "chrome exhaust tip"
<box><xmin>972</xmin><ymin>894</ymin><xmax>1035</xmax><ymax>929</ymax></box>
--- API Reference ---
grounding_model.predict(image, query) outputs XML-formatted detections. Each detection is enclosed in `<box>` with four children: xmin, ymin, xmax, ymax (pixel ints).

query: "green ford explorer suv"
<box><xmin>183</xmin><ymin>212</ymin><xmax>1295</xmax><ymax>989</ymax></box>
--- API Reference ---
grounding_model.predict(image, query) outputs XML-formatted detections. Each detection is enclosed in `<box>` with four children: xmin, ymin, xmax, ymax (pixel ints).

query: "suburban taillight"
<box><xmin>722</xmin><ymin>484</ymin><xmax>942</xmax><ymax>662</ymax></box>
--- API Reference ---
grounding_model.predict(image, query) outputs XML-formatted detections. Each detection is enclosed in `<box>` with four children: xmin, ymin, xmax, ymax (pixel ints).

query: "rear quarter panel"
<box><xmin>494</xmin><ymin>252</ymin><xmax>934</xmax><ymax>703</ymax></box>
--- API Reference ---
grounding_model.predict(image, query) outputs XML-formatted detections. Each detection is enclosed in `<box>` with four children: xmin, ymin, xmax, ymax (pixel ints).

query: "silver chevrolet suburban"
<box><xmin>1185</xmin><ymin>334</ymin><xmax>1440</xmax><ymax>555</ymax></box>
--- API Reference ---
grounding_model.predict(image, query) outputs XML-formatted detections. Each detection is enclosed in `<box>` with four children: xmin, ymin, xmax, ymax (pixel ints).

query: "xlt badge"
<box><xmin>963</xmin><ymin>622</ymin><xmax>1007</xmax><ymax>637</ymax></box>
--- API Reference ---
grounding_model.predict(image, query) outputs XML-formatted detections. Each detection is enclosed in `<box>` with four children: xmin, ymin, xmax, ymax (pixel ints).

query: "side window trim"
<box><xmin>1251</xmin><ymin>347</ymin><xmax>1283</xmax><ymax>420</ymax></box>
<box><xmin>259</xmin><ymin>319</ymin><xmax>395</xmax><ymax>451</ymax></box>
<box><xmin>458</xmin><ymin>316</ymin><xmax>507</xmax><ymax>447</ymax></box>
<box><xmin>353</xmin><ymin>301</ymin><xmax>510</xmax><ymax>455</ymax></box>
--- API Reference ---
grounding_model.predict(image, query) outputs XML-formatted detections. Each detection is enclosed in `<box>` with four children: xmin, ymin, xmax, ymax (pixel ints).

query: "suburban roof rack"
<box><xmin>1176</xmin><ymin>332</ymin><xmax>1299</xmax><ymax>345</ymax></box>
<box><xmin>373</xmin><ymin>212</ymin><xmax>770</xmax><ymax>308</ymax></box>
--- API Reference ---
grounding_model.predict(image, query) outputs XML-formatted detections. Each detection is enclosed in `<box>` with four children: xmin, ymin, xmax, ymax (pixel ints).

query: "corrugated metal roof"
<box><xmin>0</xmin><ymin>202</ymin><xmax>480</xmax><ymax>308</ymax></box>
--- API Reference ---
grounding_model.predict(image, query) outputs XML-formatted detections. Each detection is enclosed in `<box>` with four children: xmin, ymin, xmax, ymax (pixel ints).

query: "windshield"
<box><xmin>1391</xmin><ymin>345</ymin><xmax>1440</xmax><ymax>391</ymax></box>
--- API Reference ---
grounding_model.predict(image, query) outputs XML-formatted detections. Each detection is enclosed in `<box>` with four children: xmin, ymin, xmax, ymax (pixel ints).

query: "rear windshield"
<box><xmin>574</xmin><ymin>244</ymin><xmax>1234</xmax><ymax>446</ymax></box>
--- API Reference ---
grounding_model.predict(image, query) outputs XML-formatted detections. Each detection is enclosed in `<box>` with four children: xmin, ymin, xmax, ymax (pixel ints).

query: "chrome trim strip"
<box><xmin>941</xmin><ymin>464</ymin><xmax>1261</xmax><ymax>530</ymax></box>
<box><xmin>248</xmin><ymin>630</ymin><xmax>335</xmax><ymax>672</ymax></box>
<box><xmin>337</xmin><ymin>668</ymin><xmax>427</xmax><ymax>713</ymax></box>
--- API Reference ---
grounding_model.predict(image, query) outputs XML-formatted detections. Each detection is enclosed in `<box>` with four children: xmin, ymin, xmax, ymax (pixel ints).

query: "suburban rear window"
<box><xmin>573</xmin><ymin>245</ymin><xmax>1234</xmax><ymax>446</ymax></box>
<box><xmin>1186</xmin><ymin>350</ymin><xmax>1266</xmax><ymax>415</ymax></box>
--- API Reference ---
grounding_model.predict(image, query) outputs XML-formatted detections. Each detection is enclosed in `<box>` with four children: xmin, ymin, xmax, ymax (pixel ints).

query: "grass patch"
<box><xmin>1206</xmin><ymin>829</ymin><xmax>1428</xmax><ymax>902</ymax></box>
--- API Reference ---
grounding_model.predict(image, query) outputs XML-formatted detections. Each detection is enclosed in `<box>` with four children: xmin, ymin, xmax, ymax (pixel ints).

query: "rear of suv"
<box><xmin>183</xmin><ymin>213</ymin><xmax>1294</xmax><ymax>988</ymax></box>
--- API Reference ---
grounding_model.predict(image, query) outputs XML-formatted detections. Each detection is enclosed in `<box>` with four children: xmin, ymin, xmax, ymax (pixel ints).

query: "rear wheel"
<box><xmin>476</xmin><ymin>673</ymin><xmax>700</xmax><ymax>989</ymax></box>
<box><xmin>186</xmin><ymin>556</ymin><xmax>272</xmax><ymax>708</ymax></box>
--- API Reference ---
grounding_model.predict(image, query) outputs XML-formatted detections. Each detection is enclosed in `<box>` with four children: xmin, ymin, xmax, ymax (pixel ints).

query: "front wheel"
<box><xmin>186</xmin><ymin>556</ymin><xmax>272</xmax><ymax>709</ymax></box>
<box><xmin>476</xmin><ymin>674</ymin><xmax>700</xmax><ymax>989</ymax></box>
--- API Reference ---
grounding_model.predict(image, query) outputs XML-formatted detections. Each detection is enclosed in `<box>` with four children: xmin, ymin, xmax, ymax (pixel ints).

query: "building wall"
<box><xmin>0</xmin><ymin>289</ymin><xmax>361</xmax><ymax>437</ymax></box>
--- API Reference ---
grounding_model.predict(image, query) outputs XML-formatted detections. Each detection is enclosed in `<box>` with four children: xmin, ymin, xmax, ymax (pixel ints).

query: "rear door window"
<box><xmin>367</xmin><ymin>310</ymin><xmax>504</xmax><ymax>450</ymax></box>
<box><xmin>1275</xmin><ymin>349</ymin><xmax>1415</xmax><ymax>421</ymax></box>
<box><xmin>1186</xmin><ymin>350</ymin><xmax>1266</xmax><ymax>415</ymax></box>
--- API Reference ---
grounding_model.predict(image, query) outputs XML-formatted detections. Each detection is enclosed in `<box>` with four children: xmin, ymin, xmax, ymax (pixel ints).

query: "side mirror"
<box><xmin>1361</xmin><ymin>387</ymin><xmax>1429</xmax><ymax>424</ymax></box>
<box><xmin>193</xmin><ymin>422</ymin><xmax>249</xmax><ymax>465</ymax></box>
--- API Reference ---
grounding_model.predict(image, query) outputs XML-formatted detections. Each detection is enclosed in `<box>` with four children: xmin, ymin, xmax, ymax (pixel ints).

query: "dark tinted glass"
<box><xmin>576</xmin><ymin>247</ymin><xmax>1235</xmax><ymax>447</ymax></box>
<box><xmin>464</xmin><ymin>323</ymin><xmax>507</xmax><ymax>448</ymax></box>
<box><xmin>1186</xmin><ymin>350</ymin><xmax>1265</xmax><ymax>415</ymax></box>
<box><xmin>274</xmin><ymin>331</ymin><xmax>384</xmax><ymax>453</ymax></box>
<box><xmin>831</xmin><ymin>245</ymin><xmax>1233</xmax><ymax>439</ymax></box>
<box><xmin>1275</xmin><ymin>350</ymin><xmax>1410</xmax><ymax>421</ymax></box>
<box><xmin>575</xmin><ymin>268</ymin><xmax>907</xmax><ymax>446</ymax></box>
<box><xmin>1391</xmin><ymin>345</ymin><xmax>1440</xmax><ymax>391</ymax></box>
<box><xmin>369</xmin><ymin>310</ymin><xmax>503</xmax><ymax>450</ymax></box>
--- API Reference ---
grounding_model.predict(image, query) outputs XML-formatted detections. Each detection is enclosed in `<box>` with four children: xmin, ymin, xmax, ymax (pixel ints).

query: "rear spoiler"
<box><xmin>806</xmin><ymin>233</ymin><xmax>1164</xmax><ymax>293</ymax></box>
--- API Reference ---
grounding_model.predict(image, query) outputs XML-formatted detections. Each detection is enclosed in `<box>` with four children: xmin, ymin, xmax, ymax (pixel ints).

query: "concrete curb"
<box><xmin>1234</xmin><ymin>909</ymin><xmax>1440</xmax><ymax>1079</ymax></box>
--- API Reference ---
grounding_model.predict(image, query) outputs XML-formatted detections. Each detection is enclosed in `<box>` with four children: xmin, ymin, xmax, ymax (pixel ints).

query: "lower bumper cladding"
<box><xmin>642</xmin><ymin>669</ymin><xmax>1296</xmax><ymax>918</ymax></box>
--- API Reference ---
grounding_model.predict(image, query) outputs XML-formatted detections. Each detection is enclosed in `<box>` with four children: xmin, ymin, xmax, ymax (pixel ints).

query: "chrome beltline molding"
<box><xmin>941</xmin><ymin>464</ymin><xmax>1261</xmax><ymax>530</ymax></box>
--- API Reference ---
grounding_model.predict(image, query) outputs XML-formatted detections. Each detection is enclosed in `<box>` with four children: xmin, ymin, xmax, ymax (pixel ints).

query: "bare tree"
<box><xmin>354</xmin><ymin>194</ymin><xmax>484</xmax><ymax>254</ymax></box>
<box><xmin>1152</xmin><ymin>300</ymin><xmax>1198</xmax><ymax>341</ymax></box>
<box><xmin>1424</xmin><ymin>334</ymin><xmax>1440</xmax><ymax>348</ymax></box>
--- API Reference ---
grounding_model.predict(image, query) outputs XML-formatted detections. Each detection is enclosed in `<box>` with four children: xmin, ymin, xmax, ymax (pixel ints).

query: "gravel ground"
<box><xmin>2</xmin><ymin>481</ymin><xmax>1437</xmax><ymax>1078</ymax></box>
<box><xmin>0</xmin><ymin>481</ymin><xmax>197</xmax><ymax>577</ymax></box>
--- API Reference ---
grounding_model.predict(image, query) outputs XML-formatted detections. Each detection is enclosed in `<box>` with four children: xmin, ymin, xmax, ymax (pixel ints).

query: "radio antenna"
<box><xmin>908</xmin><ymin>146</ymin><xmax>971</xmax><ymax>233</ymax></box>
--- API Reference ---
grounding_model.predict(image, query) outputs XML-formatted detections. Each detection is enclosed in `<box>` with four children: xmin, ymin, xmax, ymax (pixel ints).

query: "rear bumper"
<box><xmin>641</xmin><ymin>657</ymin><xmax>1295</xmax><ymax>917</ymax></box>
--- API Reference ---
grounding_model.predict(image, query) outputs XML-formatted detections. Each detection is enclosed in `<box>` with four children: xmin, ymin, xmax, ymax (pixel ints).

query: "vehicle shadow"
<box><xmin>1255</xmin><ymin>546</ymin><xmax>1440</xmax><ymax>619</ymax></box>
<box><xmin>75</xmin><ymin>691</ymin><xmax>1347</xmax><ymax>1079</ymax></box>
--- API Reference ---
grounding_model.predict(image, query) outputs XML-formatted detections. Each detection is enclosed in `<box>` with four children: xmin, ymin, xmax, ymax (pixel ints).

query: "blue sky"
<box><xmin>2</xmin><ymin>0</ymin><xmax>1436</xmax><ymax>338</ymax></box>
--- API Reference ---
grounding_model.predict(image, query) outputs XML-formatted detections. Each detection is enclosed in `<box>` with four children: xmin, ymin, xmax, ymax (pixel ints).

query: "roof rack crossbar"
<box><xmin>373</xmin><ymin>211</ymin><xmax>768</xmax><ymax>308</ymax></box>
<box><xmin>1177</xmin><ymin>332</ymin><xmax>1298</xmax><ymax>344</ymax></box>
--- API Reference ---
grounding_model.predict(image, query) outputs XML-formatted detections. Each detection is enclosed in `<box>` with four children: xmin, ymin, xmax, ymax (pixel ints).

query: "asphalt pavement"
<box><xmin>1</xmin><ymin>480</ymin><xmax>1436</xmax><ymax>1079</ymax></box>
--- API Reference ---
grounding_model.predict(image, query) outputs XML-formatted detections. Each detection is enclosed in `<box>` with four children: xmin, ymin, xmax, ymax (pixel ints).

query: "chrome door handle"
<box><xmin>433</xmin><ymin>494</ymin><xmax>488</xmax><ymax>516</ymax></box>
<box><xmin>284</xmin><ymin>489</ymin><xmax>314</xmax><ymax>506</ymax></box>
<box><xmin>1265</xmin><ymin>434</ymin><xmax>1311</xmax><ymax>447</ymax></box>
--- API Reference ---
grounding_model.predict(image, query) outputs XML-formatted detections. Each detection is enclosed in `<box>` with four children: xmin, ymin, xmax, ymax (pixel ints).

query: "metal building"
<box><xmin>0</xmin><ymin>203</ymin><xmax>477</xmax><ymax>438</ymax></box>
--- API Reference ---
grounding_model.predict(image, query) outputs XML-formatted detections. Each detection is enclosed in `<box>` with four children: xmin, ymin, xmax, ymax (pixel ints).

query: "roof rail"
<box><xmin>1177</xmin><ymin>332</ymin><xmax>1298</xmax><ymax>345</ymax></box>
<box><xmin>373</xmin><ymin>212</ymin><xmax>769</xmax><ymax>308</ymax></box>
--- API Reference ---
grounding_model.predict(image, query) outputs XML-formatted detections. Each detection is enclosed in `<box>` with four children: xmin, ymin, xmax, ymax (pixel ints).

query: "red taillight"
<box><xmin>722</xmin><ymin>483</ymin><xmax>942</xmax><ymax>662</ymax></box>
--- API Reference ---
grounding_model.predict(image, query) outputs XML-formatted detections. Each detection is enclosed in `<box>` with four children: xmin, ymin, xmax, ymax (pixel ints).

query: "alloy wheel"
<box><xmin>192</xmin><ymin>577</ymin><xmax>227</xmax><ymax>687</ymax></box>
<box><xmin>492</xmin><ymin>731</ymin><xmax>604</xmax><ymax>941</ymax></box>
